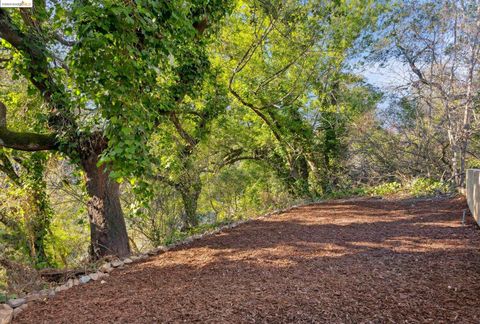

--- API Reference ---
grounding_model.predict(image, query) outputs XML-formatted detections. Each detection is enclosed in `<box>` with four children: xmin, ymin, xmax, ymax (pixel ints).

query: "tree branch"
<box><xmin>228</xmin><ymin>85</ymin><xmax>284</xmax><ymax>143</ymax></box>
<box><xmin>0</xmin><ymin>8</ymin><xmax>73</xmax><ymax>126</ymax></box>
<box><xmin>54</xmin><ymin>32</ymin><xmax>76</xmax><ymax>46</ymax></box>
<box><xmin>0</xmin><ymin>101</ymin><xmax>58</xmax><ymax>151</ymax></box>
<box><xmin>0</xmin><ymin>10</ymin><xmax>51</xmax><ymax>99</ymax></box>
<box><xmin>216</xmin><ymin>147</ymin><xmax>267</xmax><ymax>170</ymax></box>
<box><xmin>218</xmin><ymin>155</ymin><xmax>262</xmax><ymax>170</ymax></box>
<box><xmin>169</xmin><ymin>112</ymin><xmax>198</xmax><ymax>148</ymax></box>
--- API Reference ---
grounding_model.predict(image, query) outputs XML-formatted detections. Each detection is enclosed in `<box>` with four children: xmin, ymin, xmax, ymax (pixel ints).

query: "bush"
<box><xmin>367</xmin><ymin>182</ymin><xmax>402</xmax><ymax>196</ymax></box>
<box><xmin>407</xmin><ymin>178</ymin><xmax>450</xmax><ymax>197</ymax></box>
<box><xmin>325</xmin><ymin>188</ymin><xmax>366</xmax><ymax>199</ymax></box>
<box><xmin>322</xmin><ymin>178</ymin><xmax>452</xmax><ymax>200</ymax></box>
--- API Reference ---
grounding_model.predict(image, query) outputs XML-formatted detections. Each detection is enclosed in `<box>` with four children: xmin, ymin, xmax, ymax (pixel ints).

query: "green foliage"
<box><xmin>364</xmin><ymin>179</ymin><xmax>450</xmax><ymax>197</ymax></box>
<box><xmin>214</xmin><ymin>0</ymin><xmax>384</xmax><ymax>198</ymax></box>
<box><xmin>325</xmin><ymin>178</ymin><xmax>452</xmax><ymax>199</ymax></box>
<box><xmin>466</xmin><ymin>157</ymin><xmax>480</xmax><ymax>169</ymax></box>
<box><xmin>0</xmin><ymin>268</ymin><xmax>6</xmax><ymax>301</ymax></box>
<box><xmin>367</xmin><ymin>182</ymin><xmax>402</xmax><ymax>196</ymax></box>
<box><xmin>323</xmin><ymin>187</ymin><xmax>367</xmax><ymax>199</ymax></box>
<box><xmin>70</xmin><ymin>0</ymin><xmax>233</xmax><ymax>178</ymax></box>
<box><xmin>163</xmin><ymin>221</ymin><xmax>225</xmax><ymax>246</ymax></box>
<box><xmin>407</xmin><ymin>178</ymin><xmax>450</xmax><ymax>197</ymax></box>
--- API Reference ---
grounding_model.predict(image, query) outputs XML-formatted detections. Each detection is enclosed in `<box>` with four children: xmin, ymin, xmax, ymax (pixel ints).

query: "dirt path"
<box><xmin>16</xmin><ymin>196</ymin><xmax>480</xmax><ymax>323</ymax></box>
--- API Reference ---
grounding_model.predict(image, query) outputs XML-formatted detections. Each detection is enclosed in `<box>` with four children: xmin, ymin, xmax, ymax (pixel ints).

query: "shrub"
<box><xmin>367</xmin><ymin>182</ymin><xmax>402</xmax><ymax>196</ymax></box>
<box><xmin>324</xmin><ymin>188</ymin><xmax>366</xmax><ymax>199</ymax></box>
<box><xmin>407</xmin><ymin>178</ymin><xmax>450</xmax><ymax>197</ymax></box>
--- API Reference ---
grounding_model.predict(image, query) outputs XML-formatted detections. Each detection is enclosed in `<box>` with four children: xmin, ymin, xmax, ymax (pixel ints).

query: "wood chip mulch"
<box><xmin>15</xmin><ymin>196</ymin><xmax>480</xmax><ymax>323</ymax></box>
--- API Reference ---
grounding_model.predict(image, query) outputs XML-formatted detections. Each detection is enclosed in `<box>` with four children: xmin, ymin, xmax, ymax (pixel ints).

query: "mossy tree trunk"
<box><xmin>179</xmin><ymin>180</ymin><xmax>202</xmax><ymax>229</ymax></box>
<box><xmin>80</xmin><ymin>143</ymin><xmax>131</xmax><ymax>260</ymax></box>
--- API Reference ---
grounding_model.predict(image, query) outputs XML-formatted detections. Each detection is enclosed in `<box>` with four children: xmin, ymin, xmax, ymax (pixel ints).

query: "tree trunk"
<box><xmin>269</xmin><ymin>151</ymin><xmax>310</xmax><ymax>198</ymax></box>
<box><xmin>305</xmin><ymin>155</ymin><xmax>323</xmax><ymax>196</ymax></box>
<box><xmin>179</xmin><ymin>183</ymin><xmax>201</xmax><ymax>229</ymax></box>
<box><xmin>451</xmin><ymin>146</ymin><xmax>461</xmax><ymax>187</ymax></box>
<box><xmin>81</xmin><ymin>151</ymin><xmax>130</xmax><ymax>260</ymax></box>
<box><xmin>288</xmin><ymin>153</ymin><xmax>310</xmax><ymax>197</ymax></box>
<box><xmin>27</xmin><ymin>189</ymin><xmax>51</xmax><ymax>268</ymax></box>
<box><xmin>459</xmin><ymin>141</ymin><xmax>468</xmax><ymax>187</ymax></box>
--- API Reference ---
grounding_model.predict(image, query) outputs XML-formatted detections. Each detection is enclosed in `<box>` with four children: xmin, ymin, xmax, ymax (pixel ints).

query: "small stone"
<box><xmin>36</xmin><ymin>290</ymin><xmax>48</xmax><ymax>300</ymax></box>
<box><xmin>73</xmin><ymin>279</ymin><xmax>80</xmax><ymax>286</ymax></box>
<box><xmin>6</xmin><ymin>298</ymin><xmax>26</xmax><ymax>309</ymax></box>
<box><xmin>130</xmin><ymin>255</ymin><xmax>140</xmax><ymax>261</ymax></box>
<box><xmin>0</xmin><ymin>304</ymin><xmax>12</xmax><ymax>312</ymax></box>
<box><xmin>89</xmin><ymin>272</ymin><xmax>105</xmax><ymax>281</ymax></box>
<box><xmin>100</xmin><ymin>280</ymin><xmax>107</xmax><ymax>284</ymax></box>
<box><xmin>79</xmin><ymin>275</ymin><xmax>91</xmax><ymax>284</ymax></box>
<box><xmin>0</xmin><ymin>304</ymin><xmax>13</xmax><ymax>324</ymax></box>
<box><xmin>99</xmin><ymin>263</ymin><xmax>113</xmax><ymax>273</ymax></box>
<box><xmin>123</xmin><ymin>258</ymin><xmax>133</xmax><ymax>264</ymax></box>
<box><xmin>59</xmin><ymin>285</ymin><xmax>68</xmax><ymax>292</ymax></box>
<box><xmin>38</xmin><ymin>289</ymin><xmax>49</xmax><ymax>296</ymax></box>
<box><xmin>25</xmin><ymin>293</ymin><xmax>41</xmax><ymax>302</ymax></box>
<box><xmin>111</xmin><ymin>260</ymin><xmax>124</xmax><ymax>268</ymax></box>
<box><xmin>66</xmin><ymin>279</ymin><xmax>74</xmax><ymax>288</ymax></box>
<box><xmin>54</xmin><ymin>286</ymin><xmax>62</xmax><ymax>293</ymax></box>
<box><xmin>156</xmin><ymin>245</ymin><xmax>168</xmax><ymax>252</ymax></box>
<box><xmin>48</xmin><ymin>290</ymin><xmax>56</xmax><ymax>298</ymax></box>
<box><xmin>12</xmin><ymin>303</ymin><xmax>28</xmax><ymax>319</ymax></box>
<box><xmin>12</xmin><ymin>309</ymin><xmax>22</xmax><ymax>319</ymax></box>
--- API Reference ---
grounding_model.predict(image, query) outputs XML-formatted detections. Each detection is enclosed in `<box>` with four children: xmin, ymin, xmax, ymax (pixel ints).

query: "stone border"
<box><xmin>0</xmin><ymin>202</ymin><xmax>309</xmax><ymax>323</ymax></box>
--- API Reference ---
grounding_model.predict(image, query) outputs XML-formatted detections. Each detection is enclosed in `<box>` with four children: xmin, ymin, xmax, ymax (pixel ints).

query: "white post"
<box><xmin>466</xmin><ymin>169</ymin><xmax>480</xmax><ymax>226</ymax></box>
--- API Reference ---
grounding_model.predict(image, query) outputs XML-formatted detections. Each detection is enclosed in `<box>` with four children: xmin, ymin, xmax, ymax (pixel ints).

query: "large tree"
<box><xmin>217</xmin><ymin>0</ymin><xmax>383</xmax><ymax>196</ymax></box>
<box><xmin>0</xmin><ymin>0</ymin><xmax>230</xmax><ymax>259</ymax></box>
